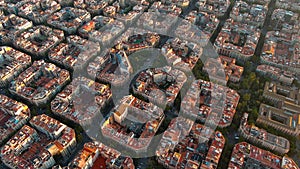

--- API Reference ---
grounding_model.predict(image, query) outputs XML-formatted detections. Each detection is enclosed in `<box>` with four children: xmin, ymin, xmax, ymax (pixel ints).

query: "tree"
<box><xmin>241</xmin><ymin>78</ymin><xmax>250</xmax><ymax>89</ymax></box>
<box><xmin>252</xmin><ymin>79</ymin><xmax>260</xmax><ymax>91</ymax></box>
<box><xmin>249</xmin><ymin>72</ymin><xmax>256</xmax><ymax>84</ymax></box>
<box><xmin>244</xmin><ymin>61</ymin><xmax>252</xmax><ymax>74</ymax></box>
<box><xmin>251</xmin><ymin>107</ymin><xmax>258</xmax><ymax>119</ymax></box>
<box><xmin>293</xmin><ymin>80</ymin><xmax>300</xmax><ymax>88</ymax></box>
<box><xmin>243</xmin><ymin>93</ymin><xmax>251</xmax><ymax>102</ymax></box>
<box><xmin>251</xmin><ymin>55</ymin><xmax>261</xmax><ymax>64</ymax></box>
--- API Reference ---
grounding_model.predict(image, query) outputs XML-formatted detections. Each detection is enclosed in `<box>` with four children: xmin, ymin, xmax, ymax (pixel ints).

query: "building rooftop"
<box><xmin>78</xmin><ymin>15</ymin><xmax>124</xmax><ymax>45</ymax></box>
<box><xmin>204</xmin><ymin>55</ymin><xmax>244</xmax><ymax>84</ymax></box>
<box><xmin>231</xmin><ymin>1</ymin><xmax>267</xmax><ymax>25</ymax></box>
<box><xmin>162</xmin><ymin>37</ymin><xmax>203</xmax><ymax>72</ymax></box>
<box><xmin>88</xmin><ymin>31</ymin><xmax>159</xmax><ymax>87</ymax></box>
<box><xmin>9</xmin><ymin>60</ymin><xmax>70</xmax><ymax>106</ymax></box>
<box><xmin>260</xmin><ymin>8</ymin><xmax>299</xmax><ymax>71</ymax></box>
<box><xmin>14</xmin><ymin>25</ymin><xmax>64</xmax><ymax>57</ymax></box>
<box><xmin>258</xmin><ymin>103</ymin><xmax>300</xmax><ymax>136</ymax></box>
<box><xmin>228</xmin><ymin>142</ymin><xmax>299</xmax><ymax>169</ymax></box>
<box><xmin>257</xmin><ymin>82</ymin><xmax>300</xmax><ymax>136</ymax></box>
<box><xmin>132</xmin><ymin>66</ymin><xmax>187</xmax><ymax>107</ymax></box>
<box><xmin>137</xmin><ymin>12</ymin><xmax>179</xmax><ymax>35</ymax></box>
<box><xmin>257</xmin><ymin>65</ymin><xmax>296</xmax><ymax>85</ymax></box>
<box><xmin>275</xmin><ymin>0</ymin><xmax>300</xmax><ymax>12</ymax></box>
<box><xmin>87</xmin><ymin>49</ymin><xmax>132</xmax><ymax>87</ymax></box>
<box><xmin>0</xmin><ymin>14</ymin><xmax>32</xmax><ymax>44</ymax></box>
<box><xmin>74</xmin><ymin>0</ymin><xmax>108</xmax><ymax>15</ymax></box>
<box><xmin>68</xmin><ymin>141</ymin><xmax>134</xmax><ymax>169</ymax></box>
<box><xmin>51</xmin><ymin>76</ymin><xmax>112</xmax><ymax>126</ymax></box>
<box><xmin>196</xmin><ymin>0</ymin><xmax>230</xmax><ymax>16</ymax></box>
<box><xmin>175</xmin><ymin>19</ymin><xmax>209</xmax><ymax>45</ymax></box>
<box><xmin>263</xmin><ymin>81</ymin><xmax>300</xmax><ymax>105</ymax></box>
<box><xmin>16</xmin><ymin>0</ymin><xmax>61</xmax><ymax>24</ymax></box>
<box><xmin>1</xmin><ymin>114</ymin><xmax>76</xmax><ymax>169</ymax></box>
<box><xmin>49</xmin><ymin>35</ymin><xmax>100</xmax><ymax>70</ymax></box>
<box><xmin>261</xmin><ymin>31</ymin><xmax>300</xmax><ymax>71</ymax></box>
<box><xmin>115</xmin><ymin>29</ymin><xmax>160</xmax><ymax>54</ymax></box>
<box><xmin>181</xmin><ymin>79</ymin><xmax>240</xmax><ymax>127</ymax></box>
<box><xmin>0</xmin><ymin>94</ymin><xmax>30</xmax><ymax>144</ymax></box>
<box><xmin>156</xmin><ymin>117</ymin><xmax>194</xmax><ymax>157</ymax></box>
<box><xmin>272</xmin><ymin>9</ymin><xmax>298</xmax><ymax>26</ymax></box>
<box><xmin>240</xmin><ymin>113</ymin><xmax>290</xmax><ymax>154</ymax></box>
<box><xmin>0</xmin><ymin>46</ymin><xmax>32</xmax><ymax>87</ymax></box>
<box><xmin>215</xmin><ymin>18</ymin><xmax>261</xmax><ymax>59</ymax></box>
<box><xmin>47</xmin><ymin>7</ymin><xmax>91</xmax><ymax>34</ymax></box>
<box><xmin>103</xmin><ymin>0</ymin><xmax>148</xmax><ymax>24</ymax></box>
<box><xmin>156</xmin><ymin>118</ymin><xmax>225</xmax><ymax>169</ymax></box>
<box><xmin>149</xmin><ymin>1</ymin><xmax>182</xmax><ymax>16</ymax></box>
<box><xmin>102</xmin><ymin>95</ymin><xmax>164</xmax><ymax>152</ymax></box>
<box><xmin>215</xmin><ymin>0</ymin><xmax>267</xmax><ymax>60</ymax></box>
<box><xmin>185</xmin><ymin>10</ymin><xmax>219</xmax><ymax>38</ymax></box>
